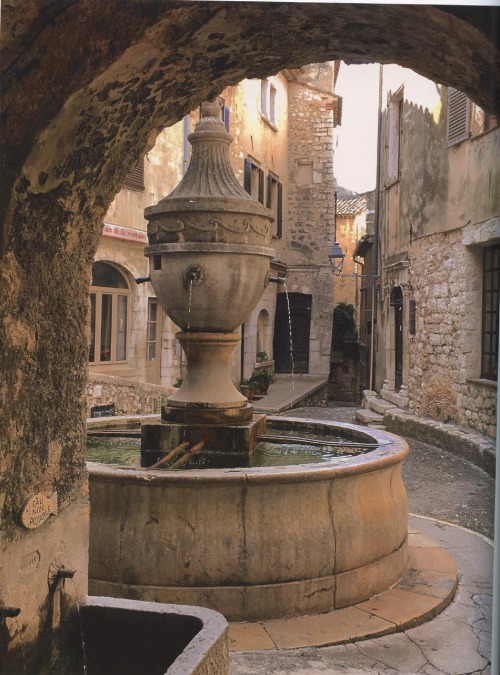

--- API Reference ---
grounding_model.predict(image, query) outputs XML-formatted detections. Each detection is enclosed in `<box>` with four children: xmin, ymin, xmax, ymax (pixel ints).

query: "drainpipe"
<box><xmin>369</xmin><ymin>63</ymin><xmax>383</xmax><ymax>392</ymax></box>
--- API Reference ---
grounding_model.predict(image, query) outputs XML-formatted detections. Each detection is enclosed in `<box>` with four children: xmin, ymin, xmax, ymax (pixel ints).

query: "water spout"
<box><xmin>268</xmin><ymin>276</ymin><xmax>286</xmax><ymax>284</ymax></box>
<box><xmin>0</xmin><ymin>606</ymin><xmax>20</xmax><ymax>618</ymax></box>
<box><xmin>48</xmin><ymin>563</ymin><xmax>77</xmax><ymax>592</ymax></box>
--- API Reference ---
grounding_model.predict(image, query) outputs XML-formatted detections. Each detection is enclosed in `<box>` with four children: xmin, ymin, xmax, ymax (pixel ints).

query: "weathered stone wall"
<box><xmin>377</xmin><ymin>64</ymin><xmax>498</xmax><ymax>438</ymax></box>
<box><xmin>86</xmin><ymin>372</ymin><xmax>174</xmax><ymax>417</ymax></box>
<box><xmin>409</xmin><ymin>229</ymin><xmax>497</xmax><ymax>437</ymax></box>
<box><xmin>285</xmin><ymin>64</ymin><xmax>336</xmax><ymax>375</ymax></box>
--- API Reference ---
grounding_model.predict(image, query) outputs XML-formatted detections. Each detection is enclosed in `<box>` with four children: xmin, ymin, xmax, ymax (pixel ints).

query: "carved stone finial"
<box><xmin>201</xmin><ymin>100</ymin><xmax>222</xmax><ymax>119</ymax></box>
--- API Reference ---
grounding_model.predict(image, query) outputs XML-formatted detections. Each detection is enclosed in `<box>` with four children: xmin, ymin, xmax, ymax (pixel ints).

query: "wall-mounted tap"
<box><xmin>268</xmin><ymin>276</ymin><xmax>286</xmax><ymax>284</ymax></box>
<box><xmin>0</xmin><ymin>606</ymin><xmax>21</xmax><ymax>618</ymax></box>
<box><xmin>48</xmin><ymin>562</ymin><xmax>76</xmax><ymax>592</ymax></box>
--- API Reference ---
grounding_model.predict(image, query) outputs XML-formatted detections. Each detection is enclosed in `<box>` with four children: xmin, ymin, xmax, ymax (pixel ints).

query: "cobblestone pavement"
<box><xmin>281</xmin><ymin>403</ymin><xmax>495</xmax><ymax>540</ymax></box>
<box><xmin>231</xmin><ymin>403</ymin><xmax>495</xmax><ymax>675</ymax></box>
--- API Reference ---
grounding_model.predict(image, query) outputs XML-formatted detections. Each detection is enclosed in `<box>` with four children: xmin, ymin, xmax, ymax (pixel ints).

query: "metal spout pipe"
<box><xmin>57</xmin><ymin>567</ymin><xmax>76</xmax><ymax>579</ymax></box>
<box><xmin>268</xmin><ymin>276</ymin><xmax>286</xmax><ymax>284</ymax></box>
<box><xmin>0</xmin><ymin>606</ymin><xmax>21</xmax><ymax>618</ymax></box>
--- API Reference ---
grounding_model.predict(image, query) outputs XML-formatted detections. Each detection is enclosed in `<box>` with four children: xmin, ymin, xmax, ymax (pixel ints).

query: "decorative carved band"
<box><xmin>148</xmin><ymin>215</ymin><xmax>270</xmax><ymax>238</ymax></box>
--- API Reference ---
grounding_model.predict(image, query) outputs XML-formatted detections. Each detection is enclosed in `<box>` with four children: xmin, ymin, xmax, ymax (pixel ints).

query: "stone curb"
<box><xmin>383</xmin><ymin>409</ymin><xmax>496</xmax><ymax>478</ymax></box>
<box><xmin>228</xmin><ymin>530</ymin><xmax>457</xmax><ymax>651</ymax></box>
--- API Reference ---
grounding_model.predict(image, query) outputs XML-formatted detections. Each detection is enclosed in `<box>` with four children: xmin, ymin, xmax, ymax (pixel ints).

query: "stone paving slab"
<box><xmin>228</xmin><ymin>530</ymin><xmax>458</xmax><ymax>652</ymax></box>
<box><xmin>230</xmin><ymin>517</ymin><xmax>493</xmax><ymax>674</ymax></box>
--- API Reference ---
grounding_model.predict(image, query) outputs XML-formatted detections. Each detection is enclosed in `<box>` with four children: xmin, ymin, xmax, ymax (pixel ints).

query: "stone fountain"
<box><xmin>88</xmin><ymin>100</ymin><xmax>409</xmax><ymax>623</ymax></box>
<box><xmin>142</xmin><ymin>100</ymin><xmax>274</xmax><ymax>455</ymax></box>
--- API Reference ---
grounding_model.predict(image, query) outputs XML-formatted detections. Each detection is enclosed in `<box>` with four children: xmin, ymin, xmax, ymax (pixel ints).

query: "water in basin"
<box><xmin>86</xmin><ymin>432</ymin><xmax>374</xmax><ymax>469</ymax></box>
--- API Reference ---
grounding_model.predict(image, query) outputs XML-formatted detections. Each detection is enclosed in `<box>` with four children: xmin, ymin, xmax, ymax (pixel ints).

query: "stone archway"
<box><xmin>0</xmin><ymin>3</ymin><xmax>498</xmax><ymax>668</ymax></box>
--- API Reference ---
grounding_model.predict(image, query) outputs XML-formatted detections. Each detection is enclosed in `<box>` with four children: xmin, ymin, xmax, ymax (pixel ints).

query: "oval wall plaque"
<box><xmin>20</xmin><ymin>492</ymin><xmax>58</xmax><ymax>529</ymax></box>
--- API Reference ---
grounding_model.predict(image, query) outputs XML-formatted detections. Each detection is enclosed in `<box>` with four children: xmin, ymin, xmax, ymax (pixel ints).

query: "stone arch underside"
<box><xmin>0</xmin><ymin>2</ymin><xmax>499</xmax><ymax>525</ymax></box>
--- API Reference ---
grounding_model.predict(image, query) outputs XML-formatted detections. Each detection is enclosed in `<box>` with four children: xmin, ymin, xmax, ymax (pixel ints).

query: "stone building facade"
<box><xmin>373</xmin><ymin>65</ymin><xmax>499</xmax><ymax>437</ymax></box>
<box><xmin>88</xmin><ymin>63</ymin><xmax>341</xmax><ymax>412</ymax></box>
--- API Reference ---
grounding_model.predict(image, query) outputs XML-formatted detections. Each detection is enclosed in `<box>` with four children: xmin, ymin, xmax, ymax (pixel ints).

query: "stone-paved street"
<box><xmin>283</xmin><ymin>403</ymin><xmax>495</xmax><ymax>540</ymax></box>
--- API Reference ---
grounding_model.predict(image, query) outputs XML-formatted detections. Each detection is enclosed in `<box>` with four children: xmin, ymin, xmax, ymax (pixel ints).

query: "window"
<box><xmin>447</xmin><ymin>87</ymin><xmax>498</xmax><ymax>147</ymax></box>
<box><xmin>244</xmin><ymin>158</ymin><xmax>264</xmax><ymax>203</ymax></box>
<box><xmin>387</xmin><ymin>88</ymin><xmax>403</xmax><ymax>183</ymax></box>
<box><xmin>260</xmin><ymin>78</ymin><xmax>277</xmax><ymax>127</ymax></box>
<box><xmin>470</xmin><ymin>101</ymin><xmax>498</xmax><ymax>137</ymax></box>
<box><xmin>481</xmin><ymin>244</ymin><xmax>499</xmax><ymax>380</ymax></box>
<box><xmin>89</xmin><ymin>262</ymin><xmax>130</xmax><ymax>365</ymax></box>
<box><xmin>122</xmin><ymin>159</ymin><xmax>144</xmax><ymax>191</ymax></box>
<box><xmin>267</xmin><ymin>173</ymin><xmax>283</xmax><ymax>238</ymax></box>
<box><xmin>147</xmin><ymin>299</ymin><xmax>159</xmax><ymax>361</ymax></box>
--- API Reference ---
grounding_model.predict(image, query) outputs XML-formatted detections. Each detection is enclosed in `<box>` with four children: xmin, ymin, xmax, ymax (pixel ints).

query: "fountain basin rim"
<box><xmin>87</xmin><ymin>418</ymin><xmax>408</xmax><ymax>484</ymax></box>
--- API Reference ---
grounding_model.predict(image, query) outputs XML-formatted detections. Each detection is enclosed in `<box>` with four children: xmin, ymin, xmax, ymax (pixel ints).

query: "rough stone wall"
<box><xmin>86</xmin><ymin>372</ymin><xmax>174</xmax><ymax>417</ymax></box>
<box><xmin>409</xmin><ymin>230</ymin><xmax>497</xmax><ymax>437</ymax></box>
<box><xmin>285</xmin><ymin>65</ymin><xmax>336</xmax><ymax>375</ymax></box>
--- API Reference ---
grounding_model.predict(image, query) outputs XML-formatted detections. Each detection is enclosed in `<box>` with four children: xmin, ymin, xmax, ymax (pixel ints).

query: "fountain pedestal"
<box><xmin>141</xmin><ymin>100</ymin><xmax>275</xmax><ymax>457</ymax></box>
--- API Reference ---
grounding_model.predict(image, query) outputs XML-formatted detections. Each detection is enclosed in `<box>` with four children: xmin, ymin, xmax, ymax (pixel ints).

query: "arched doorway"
<box><xmin>390</xmin><ymin>287</ymin><xmax>404</xmax><ymax>392</ymax></box>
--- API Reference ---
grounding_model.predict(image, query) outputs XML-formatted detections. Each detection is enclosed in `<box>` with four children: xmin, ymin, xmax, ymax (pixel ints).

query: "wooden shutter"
<box><xmin>258</xmin><ymin>168</ymin><xmax>264</xmax><ymax>204</ymax></box>
<box><xmin>244</xmin><ymin>159</ymin><xmax>252</xmax><ymax>194</ymax></box>
<box><xmin>277</xmin><ymin>182</ymin><xmax>283</xmax><ymax>238</ymax></box>
<box><xmin>266</xmin><ymin>174</ymin><xmax>272</xmax><ymax>208</ymax></box>
<box><xmin>447</xmin><ymin>88</ymin><xmax>470</xmax><ymax>147</ymax></box>
<box><xmin>123</xmin><ymin>159</ymin><xmax>144</xmax><ymax>191</ymax></box>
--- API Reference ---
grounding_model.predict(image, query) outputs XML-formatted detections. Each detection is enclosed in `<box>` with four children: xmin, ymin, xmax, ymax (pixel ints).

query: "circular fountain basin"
<box><xmin>87</xmin><ymin>417</ymin><xmax>409</xmax><ymax>622</ymax></box>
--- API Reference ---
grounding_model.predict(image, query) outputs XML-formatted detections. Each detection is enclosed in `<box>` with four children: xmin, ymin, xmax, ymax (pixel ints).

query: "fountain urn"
<box><xmin>144</xmin><ymin>100</ymin><xmax>275</xmax><ymax>428</ymax></box>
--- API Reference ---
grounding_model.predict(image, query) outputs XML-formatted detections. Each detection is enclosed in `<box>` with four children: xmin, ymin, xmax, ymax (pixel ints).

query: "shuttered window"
<box><xmin>122</xmin><ymin>159</ymin><xmax>145</xmax><ymax>191</ymax></box>
<box><xmin>447</xmin><ymin>88</ymin><xmax>470</xmax><ymax>147</ymax></box>
<box><xmin>244</xmin><ymin>158</ymin><xmax>264</xmax><ymax>204</ymax></box>
<box><xmin>267</xmin><ymin>173</ymin><xmax>282</xmax><ymax>238</ymax></box>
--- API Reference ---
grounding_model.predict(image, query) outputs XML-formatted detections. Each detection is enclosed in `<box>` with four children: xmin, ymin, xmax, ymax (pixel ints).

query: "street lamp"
<box><xmin>328</xmin><ymin>242</ymin><xmax>346</xmax><ymax>275</ymax></box>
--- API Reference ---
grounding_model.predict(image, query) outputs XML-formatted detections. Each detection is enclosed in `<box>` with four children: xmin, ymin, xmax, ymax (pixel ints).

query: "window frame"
<box><xmin>260</xmin><ymin>78</ymin><xmax>278</xmax><ymax>129</ymax></box>
<box><xmin>244</xmin><ymin>157</ymin><xmax>264</xmax><ymax>204</ymax></box>
<box><xmin>146</xmin><ymin>298</ymin><xmax>160</xmax><ymax>362</ymax></box>
<box><xmin>89</xmin><ymin>262</ymin><xmax>131</xmax><ymax>366</ymax></box>
<box><xmin>481</xmin><ymin>243</ymin><xmax>499</xmax><ymax>381</ymax></box>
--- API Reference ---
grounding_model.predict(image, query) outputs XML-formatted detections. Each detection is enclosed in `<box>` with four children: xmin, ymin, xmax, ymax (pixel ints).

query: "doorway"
<box><xmin>390</xmin><ymin>287</ymin><xmax>404</xmax><ymax>391</ymax></box>
<box><xmin>273</xmin><ymin>292</ymin><xmax>312</xmax><ymax>373</ymax></box>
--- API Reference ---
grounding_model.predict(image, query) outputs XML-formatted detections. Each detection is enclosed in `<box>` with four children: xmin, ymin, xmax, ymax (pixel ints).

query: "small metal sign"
<box><xmin>20</xmin><ymin>492</ymin><xmax>58</xmax><ymax>529</ymax></box>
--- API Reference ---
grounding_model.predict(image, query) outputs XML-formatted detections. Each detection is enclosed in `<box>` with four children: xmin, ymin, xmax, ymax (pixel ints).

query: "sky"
<box><xmin>333</xmin><ymin>63</ymin><xmax>380</xmax><ymax>194</ymax></box>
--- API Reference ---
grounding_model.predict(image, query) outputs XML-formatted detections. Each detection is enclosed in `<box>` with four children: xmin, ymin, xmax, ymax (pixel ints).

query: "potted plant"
<box><xmin>249</xmin><ymin>371</ymin><xmax>274</xmax><ymax>395</ymax></box>
<box><xmin>239</xmin><ymin>378</ymin><xmax>255</xmax><ymax>400</ymax></box>
<box><xmin>256</xmin><ymin>350</ymin><xmax>268</xmax><ymax>363</ymax></box>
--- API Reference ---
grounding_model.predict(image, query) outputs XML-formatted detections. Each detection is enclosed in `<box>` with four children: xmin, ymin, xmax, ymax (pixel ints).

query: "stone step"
<box><xmin>380</xmin><ymin>389</ymin><xmax>408</xmax><ymax>408</ymax></box>
<box><xmin>355</xmin><ymin>408</ymin><xmax>385</xmax><ymax>426</ymax></box>
<box><xmin>364</xmin><ymin>395</ymin><xmax>397</xmax><ymax>415</ymax></box>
